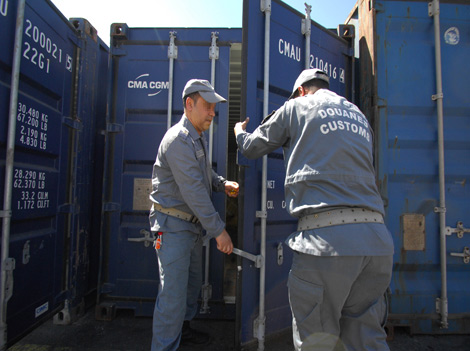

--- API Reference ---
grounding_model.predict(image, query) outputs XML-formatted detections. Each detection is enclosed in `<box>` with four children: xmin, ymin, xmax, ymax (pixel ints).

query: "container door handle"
<box><xmin>127</xmin><ymin>229</ymin><xmax>154</xmax><ymax>247</ymax></box>
<box><xmin>232</xmin><ymin>248</ymin><xmax>263</xmax><ymax>268</ymax></box>
<box><xmin>450</xmin><ymin>247</ymin><xmax>470</xmax><ymax>264</ymax></box>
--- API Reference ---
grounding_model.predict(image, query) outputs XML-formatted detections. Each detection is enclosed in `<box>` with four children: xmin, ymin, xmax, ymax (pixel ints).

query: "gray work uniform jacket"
<box><xmin>236</xmin><ymin>89</ymin><xmax>394</xmax><ymax>256</ymax></box>
<box><xmin>149</xmin><ymin>115</ymin><xmax>226</xmax><ymax>238</ymax></box>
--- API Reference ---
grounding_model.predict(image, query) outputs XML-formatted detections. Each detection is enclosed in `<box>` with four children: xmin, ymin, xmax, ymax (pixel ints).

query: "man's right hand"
<box><xmin>234</xmin><ymin>117</ymin><xmax>249</xmax><ymax>137</ymax></box>
<box><xmin>215</xmin><ymin>229</ymin><xmax>233</xmax><ymax>254</ymax></box>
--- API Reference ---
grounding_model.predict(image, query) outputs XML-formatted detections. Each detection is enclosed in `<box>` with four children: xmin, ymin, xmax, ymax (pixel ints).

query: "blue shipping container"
<box><xmin>0</xmin><ymin>0</ymin><xmax>108</xmax><ymax>345</ymax></box>
<box><xmin>0</xmin><ymin>0</ymin><xmax>78</xmax><ymax>344</ymax></box>
<box><xmin>348</xmin><ymin>0</ymin><xmax>470</xmax><ymax>334</ymax></box>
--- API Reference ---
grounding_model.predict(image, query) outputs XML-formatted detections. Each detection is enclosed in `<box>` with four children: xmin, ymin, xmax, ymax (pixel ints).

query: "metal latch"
<box><xmin>232</xmin><ymin>248</ymin><xmax>263</xmax><ymax>269</ymax></box>
<box><xmin>127</xmin><ymin>229</ymin><xmax>154</xmax><ymax>247</ymax></box>
<box><xmin>450</xmin><ymin>247</ymin><xmax>470</xmax><ymax>264</ymax></box>
<box><xmin>446</xmin><ymin>221</ymin><xmax>470</xmax><ymax>239</ymax></box>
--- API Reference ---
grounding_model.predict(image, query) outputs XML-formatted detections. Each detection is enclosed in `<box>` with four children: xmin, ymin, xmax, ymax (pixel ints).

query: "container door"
<box><xmin>0</xmin><ymin>0</ymin><xmax>80</xmax><ymax>344</ymax></box>
<box><xmin>238</xmin><ymin>0</ymin><xmax>353</xmax><ymax>346</ymax></box>
<box><xmin>53</xmin><ymin>18</ymin><xmax>109</xmax><ymax>322</ymax></box>
<box><xmin>97</xmin><ymin>27</ymin><xmax>242</xmax><ymax>318</ymax></box>
<box><xmin>356</xmin><ymin>0</ymin><xmax>470</xmax><ymax>334</ymax></box>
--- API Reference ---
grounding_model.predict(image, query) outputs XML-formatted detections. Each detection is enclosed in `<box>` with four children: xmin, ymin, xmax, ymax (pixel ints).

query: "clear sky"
<box><xmin>50</xmin><ymin>0</ymin><xmax>357</xmax><ymax>46</ymax></box>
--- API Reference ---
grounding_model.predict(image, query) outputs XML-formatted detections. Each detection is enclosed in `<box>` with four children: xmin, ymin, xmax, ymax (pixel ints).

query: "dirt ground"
<box><xmin>8</xmin><ymin>308</ymin><xmax>470</xmax><ymax>351</ymax></box>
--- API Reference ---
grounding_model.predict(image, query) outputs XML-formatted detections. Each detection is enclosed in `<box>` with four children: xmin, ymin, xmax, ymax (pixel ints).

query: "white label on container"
<box><xmin>133</xmin><ymin>178</ymin><xmax>152</xmax><ymax>211</ymax></box>
<box><xmin>35</xmin><ymin>302</ymin><xmax>49</xmax><ymax>318</ymax></box>
<box><xmin>444</xmin><ymin>27</ymin><xmax>460</xmax><ymax>45</ymax></box>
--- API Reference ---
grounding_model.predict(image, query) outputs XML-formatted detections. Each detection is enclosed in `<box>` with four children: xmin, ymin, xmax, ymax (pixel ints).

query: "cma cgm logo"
<box><xmin>128</xmin><ymin>74</ymin><xmax>169</xmax><ymax>97</ymax></box>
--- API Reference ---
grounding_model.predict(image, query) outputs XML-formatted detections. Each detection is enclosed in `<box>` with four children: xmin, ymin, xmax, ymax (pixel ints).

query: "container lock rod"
<box><xmin>232</xmin><ymin>248</ymin><xmax>263</xmax><ymax>269</ymax></box>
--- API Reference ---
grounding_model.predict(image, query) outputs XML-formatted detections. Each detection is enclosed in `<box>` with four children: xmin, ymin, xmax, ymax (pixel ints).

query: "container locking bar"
<box><xmin>445</xmin><ymin>221</ymin><xmax>470</xmax><ymax>239</ymax></box>
<box><xmin>450</xmin><ymin>247</ymin><xmax>470</xmax><ymax>264</ymax></box>
<box><xmin>232</xmin><ymin>248</ymin><xmax>263</xmax><ymax>269</ymax></box>
<box><xmin>127</xmin><ymin>229</ymin><xmax>154</xmax><ymax>247</ymax></box>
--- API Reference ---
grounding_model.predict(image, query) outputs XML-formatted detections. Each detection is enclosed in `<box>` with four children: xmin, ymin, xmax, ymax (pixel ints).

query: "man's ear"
<box><xmin>185</xmin><ymin>97</ymin><xmax>193</xmax><ymax>111</ymax></box>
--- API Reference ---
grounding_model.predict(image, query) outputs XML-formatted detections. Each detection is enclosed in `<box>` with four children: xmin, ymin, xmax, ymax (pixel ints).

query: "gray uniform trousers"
<box><xmin>151</xmin><ymin>231</ymin><xmax>203</xmax><ymax>351</ymax></box>
<box><xmin>288</xmin><ymin>251</ymin><xmax>393</xmax><ymax>351</ymax></box>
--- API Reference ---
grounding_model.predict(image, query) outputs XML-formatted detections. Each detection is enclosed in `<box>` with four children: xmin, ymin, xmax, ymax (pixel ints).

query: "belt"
<box><xmin>152</xmin><ymin>203</ymin><xmax>200</xmax><ymax>224</ymax></box>
<box><xmin>297</xmin><ymin>208</ymin><xmax>384</xmax><ymax>231</ymax></box>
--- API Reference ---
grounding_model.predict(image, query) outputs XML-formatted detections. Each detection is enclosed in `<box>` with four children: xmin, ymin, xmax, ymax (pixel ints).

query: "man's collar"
<box><xmin>182</xmin><ymin>114</ymin><xmax>203</xmax><ymax>140</ymax></box>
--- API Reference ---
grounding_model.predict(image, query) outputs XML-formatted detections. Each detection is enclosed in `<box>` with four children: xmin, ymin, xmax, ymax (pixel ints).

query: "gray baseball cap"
<box><xmin>288</xmin><ymin>69</ymin><xmax>330</xmax><ymax>100</ymax></box>
<box><xmin>182</xmin><ymin>79</ymin><xmax>227</xmax><ymax>103</ymax></box>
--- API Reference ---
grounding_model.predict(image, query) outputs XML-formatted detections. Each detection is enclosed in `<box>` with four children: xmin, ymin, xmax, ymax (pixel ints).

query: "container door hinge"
<box><xmin>3</xmin><ymin>258</ymin><xmax>16</xmax><ymax>302</ymax></box>
<box><xmin>106</xmin><ymin>123</ymin><xmax>124</xmax><ymax>133</ymax></box>
<box><xmin>450</xmin><ymin>247</ymin><xmax>470</xmax><ymax>264</ymax></box>
<box><xmin>445</xmin><ymin>221</ymin><xmax>470</xmax><ymax>238</ymax></box>
<box><xmin>103</xmin><ymin>202</ymin><xmax>120</xmax><ymax>212</ymax></box>
<box><xmin>127</xmin><ymin>229</ymin><xmax>154</xmax><ymax>247</ymax></box>
<box><xmin>63</xmin><ymin>117</ymin><xmax>82</xmax><ymax>131</ymax></box>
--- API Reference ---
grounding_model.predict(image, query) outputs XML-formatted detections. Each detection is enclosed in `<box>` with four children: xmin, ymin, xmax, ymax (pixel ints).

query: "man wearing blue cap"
<box><xmin>234</xmin><ymin>69</ymin><xmax>394</xmax><ymax>351</ymax></box>
<box><xmin>150</xmin><ymin>79</ymin><xmax>238</xmax><ymax>351</ymax></box>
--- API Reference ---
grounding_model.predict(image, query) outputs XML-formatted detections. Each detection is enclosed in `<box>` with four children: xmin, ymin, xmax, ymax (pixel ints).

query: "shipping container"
<box><xmin>0</xmin><ymin>0</ymin><xmax>107</xmax><ymax>346</ymax></box>
<box><xmin>346</xmin><ymin>0</ymin><xmax>470</xmax><ymax>334</ymax></box>
<box><xmin>96</xmin><ymin>26</ymin><xmax>243</xmax><ymax>320</ymax></box>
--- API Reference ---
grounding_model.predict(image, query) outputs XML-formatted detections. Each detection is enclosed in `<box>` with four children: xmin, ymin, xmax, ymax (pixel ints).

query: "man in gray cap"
<box><xmin>150</xmin><ymin>79</ymin><xmax>238</xmax><ymax>351</ymax></box>
<box><xmin>234</xmin><ymin>69</ymin><xmax>394</xmax><ymax>350</ymax></box>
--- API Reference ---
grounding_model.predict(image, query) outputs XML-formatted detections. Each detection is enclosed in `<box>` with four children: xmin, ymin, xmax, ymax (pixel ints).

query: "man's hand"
<box><xmin>224</xmin><ymin>181</ymin><xmax>239</xmax><ymax>198</ymax></box>
<box><xmin>215</xmin><ymin>229</ymin><xmax>233</xmax><ymax>254</ymax></box>
<box><xmin>234</xmin><ymin>117</ymin><xmax>250</xmax><ymax>137</ymax></box>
